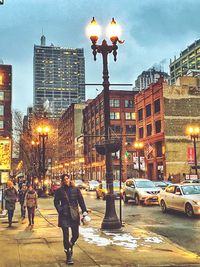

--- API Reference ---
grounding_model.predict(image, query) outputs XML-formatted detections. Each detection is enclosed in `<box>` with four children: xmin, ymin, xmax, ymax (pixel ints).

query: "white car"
<box><xmin>85</xmin><ymin>180</ymin><xmax>99</xmax><ymax>191</ymax></box>
<box><xmin>123</xmin><ymin>178</ymin><xmax>161</xmax><ymax>205</ymax></box>
<box><xmin>159</xmin><ymin>183</ymin><xmax>200</xmax><ymax>217</ymax></box>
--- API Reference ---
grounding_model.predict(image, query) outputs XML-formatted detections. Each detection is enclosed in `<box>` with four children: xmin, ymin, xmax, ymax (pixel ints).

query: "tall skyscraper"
<box><xmin>135</xmin><ymin>67</ymin><xmax>169</xmax><ymax>91</ymax></box>
<box><xmin>33</xmin><ymin>35</ymin><xmax>85</xmax><ymax>118</ymax></box>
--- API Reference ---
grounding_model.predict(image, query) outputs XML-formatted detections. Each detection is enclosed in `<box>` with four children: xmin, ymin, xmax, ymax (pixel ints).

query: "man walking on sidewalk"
<box><xmin>18</xmin><ymin>184</ymin><xmax>27</xmax><ymax>222</ymax></box>
<box><xmin>54</xmin><ymin>174</ymin><xmax>88</xmax><ymax>265</ymax></box>
<box><xmin>4</xmin><ymin>180</ymin><xmax>18</xmax><ymax>227</ymax></box>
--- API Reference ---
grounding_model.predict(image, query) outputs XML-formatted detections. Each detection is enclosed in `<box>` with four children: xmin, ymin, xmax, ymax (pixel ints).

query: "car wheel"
<box><xmin>135</xmin><ymin>194</ymin><xmax>140</xmax><ymax>205</ymax></box>
<box><xmin>160</xmin><ymin>200</ymin><xmax>167</xmax><ymax>213</ymax></box>
<box><xmin>123</xmin><ymin>193</ymin><xmax>128</xmax><ymax>203</ymax></box>
<box><xmin>185</xmin><ymin>203</ymin><xmax>194</xmax><ymax>217</ymax></box>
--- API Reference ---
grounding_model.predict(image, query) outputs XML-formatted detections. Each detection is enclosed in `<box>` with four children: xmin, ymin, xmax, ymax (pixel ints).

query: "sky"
<box><xmin>0</xmin><ymin>0</ymin><xmax>200</xmax><ymax>114</ymax></box>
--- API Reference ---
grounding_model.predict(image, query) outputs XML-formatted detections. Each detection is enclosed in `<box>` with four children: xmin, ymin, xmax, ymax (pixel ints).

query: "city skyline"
<box><xmin>0</xmin><ymin>0</ymin><xmax>200</xmax><ymax>113</ymax></box>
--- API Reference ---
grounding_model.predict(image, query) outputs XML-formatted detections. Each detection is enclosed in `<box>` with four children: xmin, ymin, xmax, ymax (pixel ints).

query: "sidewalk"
<box><xmin>0</xmin><ymin>203</ymin><xmax>200</xmax><ymax>267</ymax></box>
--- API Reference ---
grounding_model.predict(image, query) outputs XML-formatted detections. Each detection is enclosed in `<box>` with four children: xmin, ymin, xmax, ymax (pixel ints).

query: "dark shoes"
<box><xmin>64</xmin><ymin>250</ymin><xmax>74</xmax><ymax>265</ymax></box>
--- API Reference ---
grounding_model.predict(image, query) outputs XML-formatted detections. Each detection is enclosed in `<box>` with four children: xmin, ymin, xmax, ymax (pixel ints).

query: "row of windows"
<box><xmin>138</xmin><ymin>99</ymin><xmax>160</xmax><ymax>121</ymax></box>
<box><xmin>139</xmin><ymin>120</ymin><xmax>161</xmax><ymax>138</ymax></box>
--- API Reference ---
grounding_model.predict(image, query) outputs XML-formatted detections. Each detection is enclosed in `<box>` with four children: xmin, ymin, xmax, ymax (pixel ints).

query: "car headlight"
<box><xmin>193</xmin><ymin>200</ymin><xmax>200</xmax><ymax>205</ymax></box>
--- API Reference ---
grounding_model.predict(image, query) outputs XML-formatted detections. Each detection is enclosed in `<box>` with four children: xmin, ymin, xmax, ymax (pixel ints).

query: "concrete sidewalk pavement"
<box><xmin>0</xmin><ymin>203</ymin><xmax>200</xmax><ymax>267</ymax></box>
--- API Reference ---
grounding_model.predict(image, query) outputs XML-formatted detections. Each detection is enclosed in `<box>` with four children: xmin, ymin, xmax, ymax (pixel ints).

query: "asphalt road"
<box><xmin>82</xmin><ymin>190</ymin><xmax>200</xmax><ymax>256</ymax></box>
<box><xmin>39</xmin><ymin>190</ymin><xmax>200</xmax><ymax>256</ymax></box>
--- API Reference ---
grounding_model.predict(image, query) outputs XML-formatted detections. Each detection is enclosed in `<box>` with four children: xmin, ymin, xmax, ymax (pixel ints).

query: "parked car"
<box><xmin>123</xmin><ymin>178</ymin><xmax>161</xmax><ymax>205</ymax></box>
<box><xmin>181</xmin><ymin>179</ymin><xmax>200</xmax><ymax>184</ymax></box>
<box><xmin>74</xmin><ymin>179</ymin><xmax>84</xmax><ymax>189</ymax></box>
<box><xmin>159</xmin><ymin>183</ymin><xmax>200</xmax><ymax>217</ymax></box>
<box><xmin>85</xmin><ymin>180</ymin><xmax>99</xmax><ymax>191</ymax></box>
<box><xmin>153</xmin><ymin>181</ymin><xmax>172</xmax><ymax>190</ymax></box>
<box><xmin>96</xmin><ymin>180</ymin><xmax>121</xmax><ymax>200</ymax></box>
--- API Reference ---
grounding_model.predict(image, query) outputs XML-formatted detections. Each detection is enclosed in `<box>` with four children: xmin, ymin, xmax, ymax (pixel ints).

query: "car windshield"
<box><xmin>135</xmin><ymin>180</ymin><xmax>156</xmax><ymax>188</ymax></box>
<box><xmin>182</xmin><ymin>185</ymin><xmax>200</xmax><ymax>195</ymax></box>
<box><xmin>113</xmin><ymin>181</ymin><xmax>120</xmax><ymax>187</ymax></box>
<box><xmin>154</xmin><ymin>181</ymin><xmax>166</xmax><ymax>187</ymax></box>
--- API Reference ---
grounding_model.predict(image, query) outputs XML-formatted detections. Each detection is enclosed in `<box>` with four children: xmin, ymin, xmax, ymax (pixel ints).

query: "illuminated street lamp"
<box><xmin>37</xmin><ymin>126</ymin><xmax>49</xmax><ymax>180</ymax></box>
<box><xmin>187</xmin><ymin>126</ymin><xmax>200</xmax><ymax>176</ymax></box>
<box><xmin>86</xmin><ymin>17</ymin><xmax>123</xmax><ymax>230</ymax></box>
<box><xmin>134</xmin><ymin>141</ymin><xmax>144</xmax><ymax>178</ymax></box>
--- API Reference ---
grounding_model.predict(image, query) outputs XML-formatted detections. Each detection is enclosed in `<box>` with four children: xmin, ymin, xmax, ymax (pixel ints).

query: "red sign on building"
<box><xmin>188</xmin><ymin>147</ymin><xmax>194</xmax><ymax>164</ymax></box>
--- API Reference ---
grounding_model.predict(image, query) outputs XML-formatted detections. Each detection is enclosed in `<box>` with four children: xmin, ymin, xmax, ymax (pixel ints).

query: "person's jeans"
<box><xmin>62</xmin><ymin>225</ymin><xmax>79</xmax><ymax>250</ymax></box>
<box><xmin>8</xmin><ymin>210</ymin><xmax>14</xmax><ymax>225</ymax></box>
<box><xmin>20</xmin><ymin>204</ymin><xmax>26</xmax><ymax>218</ymax></box>
<box><xmin>27</xmin><ymin>207</ymin><xmax>35</xmax><ymax>225</ymax></box>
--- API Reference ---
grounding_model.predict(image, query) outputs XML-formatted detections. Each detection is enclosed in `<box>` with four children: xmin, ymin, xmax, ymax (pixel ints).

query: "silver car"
<box><xmin>123</xmin><ymin>178</ymin><xmax>161</xmax><ymax>205</ymax></box>
<box><xmin>159</xmin><ymin>183</ymin><xmax>200</xmax><ymax>217</ymax></box>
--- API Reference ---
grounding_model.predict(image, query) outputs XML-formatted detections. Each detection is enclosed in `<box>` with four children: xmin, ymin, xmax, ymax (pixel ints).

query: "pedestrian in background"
<box><xmin>24</xmin><ymin>184</ymin><xmax>38</xmax><ymax>228</ymax></box>
<box><xmin>54</xmin><ymin>174</ymin><xmax>88</xmax><ymax>265</ymax></box>
<box><xmin>18</xmin><ymin>184</ymin><xmax>27</xmax><ymax>222</ymax></box>
<box><xmin>4</xmin><ymin>180</ymin><xmax>18</xmax><ymax>227</ymax></box>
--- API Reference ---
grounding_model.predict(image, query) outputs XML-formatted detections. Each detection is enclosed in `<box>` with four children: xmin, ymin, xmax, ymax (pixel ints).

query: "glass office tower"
<box><xmin>33</xmin><ymin>35</ymin><xmax>85</xmax><ymax>118</ymax></box>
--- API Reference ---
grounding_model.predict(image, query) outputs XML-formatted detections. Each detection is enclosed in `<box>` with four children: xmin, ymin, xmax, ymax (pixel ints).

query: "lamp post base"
<box><xmin>101</xmin><ymin>194</ymin><xmax>121</xmax><ymax>230</ymax></box>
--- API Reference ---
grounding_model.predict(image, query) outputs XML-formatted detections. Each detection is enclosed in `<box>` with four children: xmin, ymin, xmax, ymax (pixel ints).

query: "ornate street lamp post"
<box><xmin>37</xmin><ymin>126</ymin><xmax>49</xmax><ymax>180</ymax></box>
<box><xmin>187</xmin><ymin>126</ymin><xmax>200</xmax><ymax>177</ymax></box>
<box><xmin>86</xmin><ymin>17</ymin><xmax>124</xmax><ymax>230</ymax></box>
<box><xmin>134</xmin><ymin>141</ymin><xmax>144</xmax><ymax>178</ymax></box>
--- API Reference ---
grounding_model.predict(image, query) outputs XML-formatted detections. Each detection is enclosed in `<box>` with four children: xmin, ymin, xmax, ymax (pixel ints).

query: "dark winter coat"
<box><xmin>18</xmin><ymin>189</ymin><xmax>27</xmax><ymax>205</ymax></box>
<box><xmin>54</xmin><ymin>185</ymin><xmax>87</xmax><ymax>228</ymax></box>
<box><xmin>4</xmin><ymin>187</ymin><xmax>18</xmax><ymax>210</ymax></box>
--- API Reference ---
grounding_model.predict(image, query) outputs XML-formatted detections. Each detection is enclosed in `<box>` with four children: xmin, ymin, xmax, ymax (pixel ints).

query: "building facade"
<box><xmin>83</xmin><ymin>90</ymin><xmax>138</xmax><ymax>182</ymax></box>
<box><xmin>57</xmin><ymin>103</ymin><xmax>86</xmax><ymax>178</ymax></box>
<box><xmin>170</xmin><ymin>39</ymin><xmax>200</xmax><ymax>84</ymax></box>
<box><xmin>33</xmin><ymin>35</ymin><xmax>85</xmax><ymax>118</ymax></box>
<box><xmin>135</xmin><ymin>76</ymin><xmax>200</xmax><ymax>182</ymax></box>
<box><xmin>0</xmin><ymin>64</ymin><xmax>12</xmax><ymax>138</ymax></box>
<box><xmin>135</xmin><ymin>67</ymin><xmax>169</xmax><ymax>91</ymax></box>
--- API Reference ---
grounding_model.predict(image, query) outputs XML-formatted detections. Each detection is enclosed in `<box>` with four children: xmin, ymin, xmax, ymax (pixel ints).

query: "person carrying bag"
<box><xmin>54</xmin><ymin>174</ymin><xmax>88</xmax><ymax>265</ymax></box>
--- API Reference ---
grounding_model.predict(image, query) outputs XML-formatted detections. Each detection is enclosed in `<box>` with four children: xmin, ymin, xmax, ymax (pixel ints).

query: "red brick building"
<box><xmin>0</xmin><ymin>64</ymin><xmax>12</xmax><ymax>138</ymax></box>
<box><xmin>83</xmin><ymin>89</ymin><xmax>138</xmax><ymax>181</ymax></box>
<box><xmin>135</xmin><ymin>78</ymin><xmax>165</xmax><ymax>180</ymax></box>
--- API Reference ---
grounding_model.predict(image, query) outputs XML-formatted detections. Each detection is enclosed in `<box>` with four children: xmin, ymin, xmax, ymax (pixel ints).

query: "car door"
<box><xmin>125</xmin><ymin>180</ymin><xmax>135</xmax><ymax>198</ymax></box>
<box><xmin>171</xmin><ymin>186</ymin><xmax>185</xmax><ymax>211</ymax></box>
<box><xmin>164</xmin><ymin>185</ymin><xmax>176</xmax><ymax>208</ymax></box>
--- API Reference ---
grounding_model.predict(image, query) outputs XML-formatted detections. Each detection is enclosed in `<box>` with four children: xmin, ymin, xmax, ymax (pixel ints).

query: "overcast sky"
<box><xmin>0</xmin><ymin>0</ymin><xmax>199</xmax><ymax>114</ymax></box>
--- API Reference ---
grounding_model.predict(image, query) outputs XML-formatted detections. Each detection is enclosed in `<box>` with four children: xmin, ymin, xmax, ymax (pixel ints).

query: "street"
<box><xmin>39</xmin><ymin>190</ymin><xmax>200</xmax><ymax>256</ymax></box>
